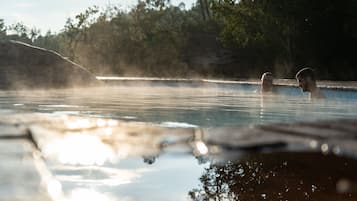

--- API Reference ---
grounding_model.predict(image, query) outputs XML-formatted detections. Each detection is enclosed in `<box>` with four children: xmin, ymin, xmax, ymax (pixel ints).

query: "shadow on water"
<box><xmin>189</xmin><ymin>152</ymin><xmax>357</xmax><ymax>201</ymax></box>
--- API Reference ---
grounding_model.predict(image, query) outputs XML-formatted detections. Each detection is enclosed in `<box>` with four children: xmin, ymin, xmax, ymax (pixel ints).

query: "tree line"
<box><xmin>1</xmin><ymin>0</ymin><xmax>356</xmax><ymax>80</ymax></box>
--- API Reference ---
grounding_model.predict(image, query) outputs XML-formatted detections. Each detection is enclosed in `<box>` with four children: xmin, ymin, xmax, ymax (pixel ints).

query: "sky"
<box><xmin>0</xmin><ymin>0</ymin><xmax>196</xmax><ymax>34</ymax></box>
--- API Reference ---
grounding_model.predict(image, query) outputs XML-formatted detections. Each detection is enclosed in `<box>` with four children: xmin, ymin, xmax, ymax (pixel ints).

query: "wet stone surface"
<box><xmin>0</xmin><ymin>124</ymin><xmax>28</xmax><ymax>138</ymax></box>
<box><xmin>0</xmin><ymin>140</ymin><xmax>52</xmax><ymax>201</ymax></box>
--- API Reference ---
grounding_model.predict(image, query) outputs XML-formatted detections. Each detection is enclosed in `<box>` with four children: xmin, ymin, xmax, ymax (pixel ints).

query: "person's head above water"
<box><xmin>295</xmin><ymin>67</ymin><xmax>316</xmax><ymax>92</ymax></box>
<box><xmin>260</xmin><ymin>72</ymin><xmax>274</xmax><ymax>93</ymax></box>
<box><xmin>295</xmin><ymin>67</ymin><xmax>325</xmax><ymax>99</ymax></box>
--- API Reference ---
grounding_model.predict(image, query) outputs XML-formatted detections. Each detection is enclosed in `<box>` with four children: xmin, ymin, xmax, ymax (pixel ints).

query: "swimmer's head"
<box><xmin>295</xmin><ymin>68</ymin><xmax>316</xmax><ymax>92</ymax></box>
<box><xmin>261</xmin><ymin>72</ymin><xmax>273</xmax><ymax>92</ymax></box>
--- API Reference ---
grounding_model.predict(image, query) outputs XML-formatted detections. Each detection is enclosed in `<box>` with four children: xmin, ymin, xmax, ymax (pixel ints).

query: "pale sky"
<box><xmin>0</xmin><ymin>0</ymin><xmax>196</xmax><ymax>34</ymax></box>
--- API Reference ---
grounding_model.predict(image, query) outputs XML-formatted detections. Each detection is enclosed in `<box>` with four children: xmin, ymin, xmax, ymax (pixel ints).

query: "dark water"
<box><xmin>190</xmin><ymin>152</ymin><xmax>357</xmax><ymax>201</ymax></box>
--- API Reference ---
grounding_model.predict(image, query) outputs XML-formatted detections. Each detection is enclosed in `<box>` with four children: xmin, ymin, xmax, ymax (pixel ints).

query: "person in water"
<box><xmin>259</xmin><ymin>72</ymin><xmax>274</xmax><ymax>94</ymax></box>
<box><xmin>295</xmin><ymin>67</ymin><xmax>325</xmax><ymax>100</ymax></box>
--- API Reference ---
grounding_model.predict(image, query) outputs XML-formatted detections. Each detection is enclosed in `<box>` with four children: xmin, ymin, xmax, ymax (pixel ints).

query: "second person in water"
<box><xmin>295</xmin><ymin>67</ymin><xmax>325</xmax><ymax>100</ymax></box>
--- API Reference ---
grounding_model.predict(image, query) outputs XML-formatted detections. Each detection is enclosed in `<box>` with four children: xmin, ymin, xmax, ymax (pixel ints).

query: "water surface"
<box><xmin>0</xmin><ymin>82</ymin><xmax>356</xmax><ymax>127</ymax></box>
<box><xmin>1</xmin><ymin>81</ymin><xmax>356</xmax><ymax>201</ymax></box>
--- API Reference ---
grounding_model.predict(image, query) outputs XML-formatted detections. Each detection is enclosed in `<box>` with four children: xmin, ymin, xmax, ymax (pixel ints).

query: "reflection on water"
<box><xmin>189</xmin><ymin>152</ymin><xmax>357</xmax><ymax>201</ymax></box>
<box><xmin>195</xmin><ymin>141</ymin><xmax>209</xmax><ymax>155</ymax></box>
<box><xmin>28</xmin><ymin>115</ymin><xmax>208</xmax><ymax>201</ymax></box>
<box><xmin>37</xmin><ymin>116</ymin><xmax>357</xmax><ymax>201</ymax></box>
<box><xmin>43</xmin><ymin>134</ymin><xmax>116</xmax><ymax>165</ymax></box>
<box><xmin>54</xmin><ymin>166</ymin><xmax>149</xmax><ymax>186</ymax></box>
<box><xmin>48</xmin><ymin>154</ymin><xmax>208</xmax><ymax>201</ymax></box>
<box><xmin>64</xmin><ymin>188</ymin><xmax>117</xmax><ymax>201</ymax></box>
<box><xmin>47</xmin><ymin>179</ymin><xmax>63</xmax><ymax>200</ymax></box>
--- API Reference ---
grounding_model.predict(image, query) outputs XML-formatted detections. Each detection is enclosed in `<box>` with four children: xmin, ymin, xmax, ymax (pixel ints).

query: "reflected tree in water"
<box><xmin>189</xmin><ymin>152</ymin><xmax>357</xmax><ymax>201</ymax></box>
<box><xmin>143</xmin><ymin>155</ymin><xmax>157</xmax><ymax>165</ymax></box>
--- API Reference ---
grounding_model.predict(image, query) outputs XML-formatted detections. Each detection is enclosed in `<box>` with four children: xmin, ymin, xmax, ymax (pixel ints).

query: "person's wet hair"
<box><xmin>295</xmin><ymin>67</ymin><xmax>315</xmax><ymax>81</ymax></box>
<box><xmin>261</xmin><ymin>72</ymin><xmax>273</xmax><ymax>81</ymax></box>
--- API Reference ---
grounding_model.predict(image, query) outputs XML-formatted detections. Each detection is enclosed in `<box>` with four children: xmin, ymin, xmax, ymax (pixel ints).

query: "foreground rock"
<box><xmin>0</xmin><ymin>40</ymin><xmax>100</xmax><ymax>89</ymax></box>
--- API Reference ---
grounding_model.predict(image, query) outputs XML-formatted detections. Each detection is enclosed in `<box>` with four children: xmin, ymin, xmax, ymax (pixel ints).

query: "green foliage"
<box><xmin>0</xmin><ymin>19</ymin><xmax>6</xmax><ymax>39</ymax></box>
<box><xmin>1</xmin><ymin>21</ymin><xmax>42</xmax><ymax>44</ymax></box>
<box><xmin>1</xmin><ymin>0</ymin><xmax>357</xmax><ymax>80</ymax></box>
<box><xmin>52</xmin><ymin>1</ymin><xmax>217</xmax><ymax>76</ymax></box>
<box><xmin>144</xmin><ymin>0</ymin><xmax>170</xmax><ymax>10</ymax></box>
<box><xmin>212</xmin><ymin>0</ymin><xmax>357</xmax><ymax>79</ymax></box>
<box><xmin>33</xmin><ymin>31</ymin><xmax>65</xmax><ymax>53</ymax></box>
<box><xmin>63</xmin><ymin>6</ymin><xmax>99</xmax><ymax>60</ymax></box>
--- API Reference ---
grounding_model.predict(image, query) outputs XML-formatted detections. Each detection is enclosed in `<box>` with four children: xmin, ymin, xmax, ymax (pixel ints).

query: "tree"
<box><xmin>143</xmin><ymin>0</ymin><xmax>172</xmax><ymax>10</ymax></box>
<box><xmin>64</xmin><ymin>6</ymin><xmax>99</xmax><ymax>60</ymax></box>
<box><xmin>198</xmin><ymin>0</ymin><xmax>211</xmax><ymax>20</ymax></box>
<box><xmin>29</xmin><ymin>28</ymin><xmax>41</xmax><ymax>42</ymax></box>
<box><xmin>6</xmin><ymin>22</ymin><xmax>32</xmax><ymax>43</ymax></box>
<box><xmin>211</xmin><ymin>0</ymin><xmax>357</xmax><ymax>79</ymax></box>
<box><xmin>33</xmin><ymin>30</ymin><xmax>64</xmax><ymax>53</ymax></box>
<box><xmin>9</xmin><ymin>22</ymin><xmax>29</xmax><ymax>37</ymax></box>
<box><xmin>0</xmin><ymin>19</ymin><xmax>6</xmax><ymax>39</ymax></box>
<box><xmin>3</xmin><ymin>0</ymin><xmax>353</xmax><ymax>79</ymax></box>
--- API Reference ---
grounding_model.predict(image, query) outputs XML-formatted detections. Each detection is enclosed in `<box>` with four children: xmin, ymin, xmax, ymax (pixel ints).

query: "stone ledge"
<box><xmin>0</xmin><ymin>140</ymin><xmax>54</xmax><ymax>201</ymax></box>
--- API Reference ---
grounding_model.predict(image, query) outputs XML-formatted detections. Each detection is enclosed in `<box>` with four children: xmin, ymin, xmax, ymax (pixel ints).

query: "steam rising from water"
<box><xmin>0</xmin><ymin>82</ymin><xmax>356</xmax><ymax>127</ymax></box>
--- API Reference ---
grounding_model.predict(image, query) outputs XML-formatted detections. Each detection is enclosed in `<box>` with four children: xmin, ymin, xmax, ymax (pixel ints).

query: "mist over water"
<box><xmin>0</xmin><ymin>81</ymin><xmax>356</xmax><ymax>127</ymax></box>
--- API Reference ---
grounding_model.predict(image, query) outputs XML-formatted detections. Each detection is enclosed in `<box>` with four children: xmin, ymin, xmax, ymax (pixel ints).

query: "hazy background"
<box><xmin>0</xmin><ymin>0</ymin><xmax>195</xmax><ymax>32</ymax></box>
<box><xmin>1</xmin><ymin>0</ymin><xmax>356</xmax><ymax>80</ymax></box>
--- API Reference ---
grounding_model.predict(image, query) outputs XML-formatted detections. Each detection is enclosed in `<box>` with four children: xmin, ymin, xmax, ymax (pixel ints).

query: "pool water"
<box><xmin>1</xmin><ymin>81</ymin><xmax>356</xmax><ymax>201</ymax></box>
<box><xmin>0</xmin><ymin>82</ymin><xmax>356</xmax><ymax>127</ymax></box>
<box><xmin>49</xmin><ymin>154</ymin><xmax>207</xmax><ymax>201</ymax></box>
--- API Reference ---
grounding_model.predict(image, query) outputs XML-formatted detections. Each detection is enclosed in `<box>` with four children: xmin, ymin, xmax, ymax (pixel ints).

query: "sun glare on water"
<box><xmin>43</xmin><ymin>134</ymin><xmax>116</xmax><ymax>165</ymax></box>
<box><xmin>64</xmin><ymin>188</ymin><xmax>116</xmax><ymax>201</ymax></box>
